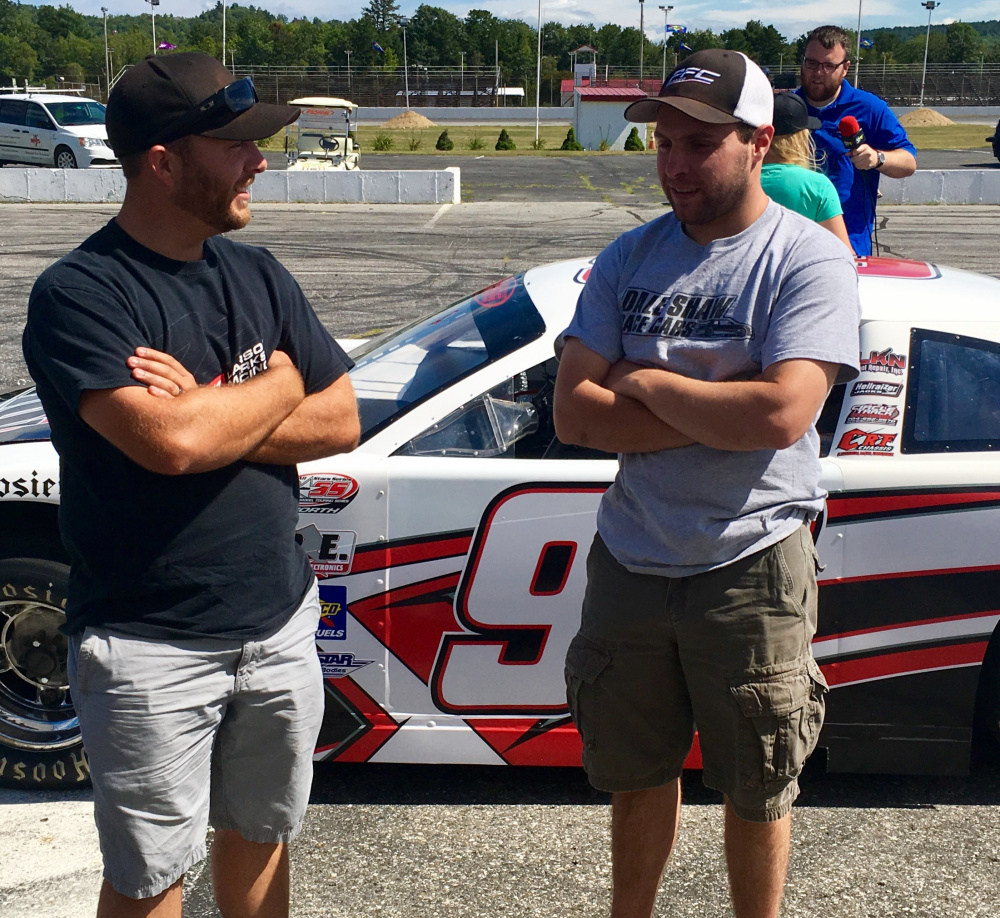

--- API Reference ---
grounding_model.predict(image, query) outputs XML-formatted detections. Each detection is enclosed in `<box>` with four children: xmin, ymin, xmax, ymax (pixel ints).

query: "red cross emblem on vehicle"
<box><xmin>30</xmin><ymin>135</ymin><xmax>41</xmax><ymax>146</ymax></box>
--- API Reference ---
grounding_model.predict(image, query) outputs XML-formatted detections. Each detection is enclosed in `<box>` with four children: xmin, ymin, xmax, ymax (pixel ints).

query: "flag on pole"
<box><xmin>373</xmin><ymin>41</ymin><xmax>385</xmax><ymax>52</ymax></box>
<box><xmin>859</xmin><ymin>37</ymin><xmax>873</xmax><ymax>49</ymax></box>
<box><xmin>157</xmin><ymin>41</ymin><xmax>176</xmax><ymax>50</ymax></box>
<box><xmin>679</xmin><ymin>41</ymin><xmax>693</xmax><ymax>52</ymax></box>
<box><xmin>665</xmin><ymin>24</ymin><xmax>687</xmax><ymax>34</ymax></box>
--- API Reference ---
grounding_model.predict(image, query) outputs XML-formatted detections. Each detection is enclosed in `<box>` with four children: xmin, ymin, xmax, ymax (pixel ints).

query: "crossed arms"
<box><xmin>79</xmin><ymin>347</ymin><xmax>360</xmax><ymax>475</ymax></box>
<box><xmin>553</xmin><ymin>337</ymin><xmax>839</xmax><ymax>454</ymax></box>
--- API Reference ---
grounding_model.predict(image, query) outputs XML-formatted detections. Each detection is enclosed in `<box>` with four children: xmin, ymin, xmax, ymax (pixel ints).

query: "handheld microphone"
<box><xmin>839</xmin><ymin>116</ymin><xmax>866</xmax><ymax>150</ymax></box>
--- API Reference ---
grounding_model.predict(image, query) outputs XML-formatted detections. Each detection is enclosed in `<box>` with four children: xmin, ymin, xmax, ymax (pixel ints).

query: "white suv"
<box><xmin>0</xmin><ymin>92</ymin><xmax>117</xmax><ymax>169</ymax></box>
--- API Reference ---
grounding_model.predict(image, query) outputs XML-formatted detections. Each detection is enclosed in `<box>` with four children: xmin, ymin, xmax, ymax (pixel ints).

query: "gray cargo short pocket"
<box><xmin>731</xmin><ymin>657</ymin><xmax>828</xmax><ymax>791</ymax></box>
<box><xmin>565</xmin><ymin>632</ymin><xmax>613</xmax><ymax>752</ymax></box>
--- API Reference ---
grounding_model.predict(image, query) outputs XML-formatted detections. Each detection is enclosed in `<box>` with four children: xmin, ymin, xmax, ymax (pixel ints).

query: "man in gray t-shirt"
<box><xmin>554</xmin><ymin>50</ymin><xmax>860</xmax><ymax>918</ymax></box>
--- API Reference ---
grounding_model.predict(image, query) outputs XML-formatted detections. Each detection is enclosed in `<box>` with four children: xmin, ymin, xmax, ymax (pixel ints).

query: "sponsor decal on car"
<box><xmin>296</xmin><ymin>524</ymin><xmax>357</xmax><ymax>577</ymax></box>
<box><xmin>318</xmin><ymin>652</ymin><xmax>374</xmax><ymax>678</ymax></box>
<box><xmin>317</xmin><ymin>583</ymin><xmax>348</xmax><ymax>640</ymax></box>
<box><xmin>846</xmin><ymin>403</ymin><xmax>900</xmax><ymax>426</ymax></box>
<box><xmin>0</xmin><ymin>471</ymin><xmax>57</xmax><ymax>499</ymax></box>
<box><xmin>298</xmin><ymin>473</ymin><xmax>359</xmax><ymax>513</ymax></box>
<box><xmin>851</xmin><ymin>380</ymin><xmax>903</xmax><ymax>398</ymax></box>
<box><xmin>836</xmin><ymin>428</ymin><xmax>897</xmax><ymax>456</ymax></box>
<box><xmin>473</xmin><ymin>276</ymin><xmax>517</xmax><ymax>309</ymax></box>
<box><xmin>860</xmin><ymin>348</ymin><xmax>906</xmax><ymax>376</ymax></box>
<box><xmin>574</xmin><ymin>262</ymin><xmax>594</xmax><ymax>284</ymax></box>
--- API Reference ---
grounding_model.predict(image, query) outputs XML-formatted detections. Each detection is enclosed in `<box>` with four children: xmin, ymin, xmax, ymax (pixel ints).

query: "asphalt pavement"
<box><xmin>262</xmin><ymin>147</ymin><xmax>1000</xmax><ymax>204</ymax></box>
<box><xmin>3</xmin><ymin>197</ymin><xmax>1000</xmax><ymax>917</ymax></box>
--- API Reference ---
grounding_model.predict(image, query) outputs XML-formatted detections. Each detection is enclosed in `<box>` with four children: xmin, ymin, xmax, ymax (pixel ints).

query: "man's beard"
<box><xmin>666</xmin><ymin>145</ymin><xmax>753</xmax><ymax>229</ymax></box>
<box><xmin>172</xmin><ymin>159</ymin><xmax>252</xmax><ymax>235</ymax></box>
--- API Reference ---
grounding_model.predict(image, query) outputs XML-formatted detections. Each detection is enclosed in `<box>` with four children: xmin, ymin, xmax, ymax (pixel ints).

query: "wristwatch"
<box><xmin>873</xmin><ymin>151</ymin><xmax>886</xmax><ymax>170</ymax></box>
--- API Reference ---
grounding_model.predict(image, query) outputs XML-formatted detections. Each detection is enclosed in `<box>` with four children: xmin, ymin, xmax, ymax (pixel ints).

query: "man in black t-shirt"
<box><xmin>22</xmin><ymin>53</ymin><xmax>359</xmax><ymax>918</ymax></box>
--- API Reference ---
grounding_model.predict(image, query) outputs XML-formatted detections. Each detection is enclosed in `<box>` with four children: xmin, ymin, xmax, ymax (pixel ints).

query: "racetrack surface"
<box><xmin>1</xmin><ymin>201</ymin><xmax>998</xmax><ymax>390</ymax></box>
<box><xmin>262</xmin><ymin>148</ymin><xmax>1000</xmax><ymax>203</ymax></box>
<box><xmin>2</xmin><ymin>200</ymin><xmax>1000</xmax><ymax>917</ymax></box>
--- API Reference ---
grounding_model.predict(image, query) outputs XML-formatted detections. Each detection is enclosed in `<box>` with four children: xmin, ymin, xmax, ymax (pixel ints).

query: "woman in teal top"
<box><xmin>762</xmin><ymin>92</ymin><xmax>854</xmax><ymax>252</ymax></box>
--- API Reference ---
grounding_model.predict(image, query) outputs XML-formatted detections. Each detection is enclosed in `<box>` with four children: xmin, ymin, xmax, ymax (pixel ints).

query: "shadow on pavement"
<box><xmin>309</xmin><ymin>754</ymin><xmax>1000</xmax><ymax>810</ymax></box>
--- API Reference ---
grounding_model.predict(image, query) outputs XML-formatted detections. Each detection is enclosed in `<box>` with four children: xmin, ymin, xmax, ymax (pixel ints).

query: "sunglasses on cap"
<box><xmin>195</xmin><ymin>76</ymin><xmax>259</xmax><ymax>117</ymax></box>
<box><xmin>152</xmin><ymin>76</ymin><xmax>259</xmax><ymax>146</ymax></box>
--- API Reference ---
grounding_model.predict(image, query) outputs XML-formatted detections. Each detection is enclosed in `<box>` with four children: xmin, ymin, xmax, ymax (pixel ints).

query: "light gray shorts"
<box><xmin>68</xmin><ymin>582</ymin><xmax>324</xmax><ymax>899</ymax></box>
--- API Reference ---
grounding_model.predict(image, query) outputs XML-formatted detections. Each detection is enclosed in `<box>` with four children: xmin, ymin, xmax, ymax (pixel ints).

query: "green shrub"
<box><xmin>530</xmin><ymin>137</ymin><xmax>546</xmax><ymax>150</ymax></box>
<box><xmin>495</xmin><ymin>128</ymin><xmax>516</xmax><ymax>151</ymax></box>
<box><xmin>624</xmin><ymin>126</ymin><xmax>645</xmax><ymax>151</ymax></box>
<box><xmin>372</xmin><ymin>131</ymin><xmax>394</xmax><ymax>151</ymax></box>
<box><xmin>436</xmin><ymin>130</ymin><xmax>454</xmax><ymax>151</ymax></box>
<box><xmin>467</xmin><ymin>134</ymin><xmax>485</xmax><ymax>150</ymax></box>
<box><xmin>560</xmin><ymin>128</ymin><xmax>583</xmax><ymax>151</ymax></box>
<box><xmin>407</xmin><ymin>132</ymin><xmax>423</xmax><ymax>151</ymax></box>
<box><xmin>598</xmin><ymin>138</ymin><xmax>611</xmax><ymax>151</ymax></box>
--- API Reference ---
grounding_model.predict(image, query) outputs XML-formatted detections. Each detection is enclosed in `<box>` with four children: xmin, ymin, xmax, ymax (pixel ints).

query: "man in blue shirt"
<box><xmin>796</xmin><ymin>25</ymin><xmax>916</xmax><ymax>255</ymax></box>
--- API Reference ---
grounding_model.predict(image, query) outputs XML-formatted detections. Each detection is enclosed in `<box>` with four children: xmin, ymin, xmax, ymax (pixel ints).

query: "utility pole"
<box><xmin>221</xmin><ymin>1</ymin><xmax>226</xmax><ymax>66</ymax></box>
<box><xmin>460</xmin><ymin>51</ymin><xmax>465</xmax><ymax>99</ymax></box>
<box><xmin>919</xmin><ymin>0</ymin><xmax>938</xmax><ymax>107</ymax></box>
<box><xmin>346</xmin><ymin>50</ymin><xmax>351</xmax><ymax>93</ymax></box>
<box><xmin>145</xmin><ymin>0</ymin><xmax>159</xmax><ymax>55</ymax></box>
<box><xmin>638</xmin><ymin>0</ymin><xmax>644</xmax><ymax>85</ymax></box>
<box><xmin>854</xmin><ymin>0</ymin><xmax>862</xmax><ymax>87</ymax></box>
<box><xmin>535</xmin><ymin>0</ymin><xmax>542</xmax><ymax>143</ymax></box>
<box><xmin>399</xmin><ymin>17</ymin><xmax>410</xmax><ymax>109</ymax></box>
<box><xmin>101</xmin><ymin>7</ymin><xmax>110</xmax><ymax>96</ymax></box>
<box><xmin>658</xmin><ymin>5</ymin><xmax>673</xmax><ymax>82</ymax></box>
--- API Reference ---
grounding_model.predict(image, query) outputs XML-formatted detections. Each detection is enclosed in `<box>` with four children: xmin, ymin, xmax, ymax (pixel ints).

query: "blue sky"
<box><xmin>83</xmin><ymin>0</ymin><xmax>992</xmax><ymax>42</ymax></box>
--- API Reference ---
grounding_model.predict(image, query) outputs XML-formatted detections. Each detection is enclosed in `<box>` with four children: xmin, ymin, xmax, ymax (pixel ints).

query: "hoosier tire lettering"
<box><xmin>0</xmin><ymin>557</ymin><xmax>90</xmax><ymax>789</ymax></box>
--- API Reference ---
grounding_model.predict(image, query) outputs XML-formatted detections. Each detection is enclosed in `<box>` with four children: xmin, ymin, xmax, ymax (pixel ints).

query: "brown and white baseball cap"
<box><xmin>624</xmin><ymin>49</ymin><xmax>773</xmax><ymax>127</ymax></box>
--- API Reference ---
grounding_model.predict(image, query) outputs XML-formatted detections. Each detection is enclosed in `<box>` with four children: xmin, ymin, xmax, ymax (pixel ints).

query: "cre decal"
<box><xmin>318</xmin><ymin>653</ymin><xmax>374</xmax><ymax>679</ymax></box>
<box><xmin>860</xmin><ymin>348</ymin><xmax>906</xmax><ymax>376</ymax></box>
<box><xmin>574</xmin><ymin>261</ymin><xmax>594</xmax><ymax>284</ymax></box>
<box><xmin>846</xmin><ymin>403</ymin><xmax>900</xmax><ymax>426</ymax></box>
<box><xmin>299</xmin><ymin>473</ymin><xmax>359</xmax><ymax>513</ymax></box>
<box><xmin>852</xmin><ymin>380</ymin><xmax>903</xmax><ymax>398</ymax></box>
<box><xmin>296</xmin><ymin>524</ymin><xmax>357</xmax><ymax>577</ymax></box>
<box><xmin>837</xmin><ymin>428</ymin><xmax>897</xmax><ymax>456</ymax></box>
<box><xmin>317</xmin><ymin>583</ymin><xmax>348</xmax><ymax>640</ymax></box>
<box><xmin>0</xmin><ymin>471</ymin><xmax>57</xmax><ymax>499</ymax></box>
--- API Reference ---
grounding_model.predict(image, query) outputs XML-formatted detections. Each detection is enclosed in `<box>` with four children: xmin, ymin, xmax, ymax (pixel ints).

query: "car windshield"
<box><xmin>349</xmin><ymin>274</ymin><xmax>546</xmax><ymax>443</ymax></box>
<box><xmin>0</xmin><ymin>388</ymin><xmax>50</xmax><ymax>443</ymax></box>
<box><xmin>45</xmin><ymin>101</ymin><xmax>106</xmax><ymax>126</ymax></box>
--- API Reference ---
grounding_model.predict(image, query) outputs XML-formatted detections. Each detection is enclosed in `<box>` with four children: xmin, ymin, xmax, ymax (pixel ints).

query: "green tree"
<box><xmin>0</xmin><ymin>32</ymin><xmax>39</xmax><ymax>82</ymax></box>
<box><xmin>946</xmin><ymin>21</ymin><xmax>984</xmax><ymax>62</ymax></box>
<box><xmin>362</xmin><ymin>0</ymin><xmax>400</xmax><ymax>33</ymax></box>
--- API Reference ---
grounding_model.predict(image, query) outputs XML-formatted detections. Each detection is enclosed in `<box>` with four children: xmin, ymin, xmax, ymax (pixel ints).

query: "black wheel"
<box><xmin>0</xmin><ymin>557</ymin><xmax>89</xmax><ymax>788</ymax></box>
<box><xmin>54</xmin><ymin>146</ymin><xmax>78</xmax><ymax>169</ymax></box>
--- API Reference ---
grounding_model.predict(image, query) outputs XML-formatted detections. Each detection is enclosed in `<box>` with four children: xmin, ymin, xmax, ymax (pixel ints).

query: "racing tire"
<box><xmin>0</xmin><ymin>557</ymin><xmax>90</xmax><ymax>789</ymax></box>
<box><xmin>53</xmin><ymin>146</ymin><xmax>78</xmax><ymax>169</ymax></box>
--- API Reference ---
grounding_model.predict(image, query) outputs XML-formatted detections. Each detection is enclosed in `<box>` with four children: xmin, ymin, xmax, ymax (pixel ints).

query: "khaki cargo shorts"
<box><xmin>565</xmin><ymin>525</ymin><xmax>827</xmax><ymax>822</ymax></box>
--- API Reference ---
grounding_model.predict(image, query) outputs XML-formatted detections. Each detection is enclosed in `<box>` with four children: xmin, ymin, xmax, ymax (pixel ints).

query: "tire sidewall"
<box><xmin>0</xmin><ymin>557</ymin><xmax>90</xmax><ymax>789</ymax></box>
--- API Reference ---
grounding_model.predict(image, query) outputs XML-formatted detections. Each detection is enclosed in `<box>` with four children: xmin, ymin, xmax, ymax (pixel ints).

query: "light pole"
<box><xmin>658</xmin><ymin>5</ymin><xmax>673</xmax><ymax>82</ymax></box>
<box><xmin>854</xmin><ymin>0</ymin><xmax>863</xmax><ymax>87</ymax></box>
<box><xmin>919</xmin><ymin>0</ymin><xmax>938</xmax><ymax>107</ymax></box>
<box><xmin>145</xmin><ymin>0</ymin><xmax>159</xmax><ymax>55</ymax></box>
<box><xmin>101</xmin><ymin>7</ymin><xmax>110</xmax><ymax>95</ymax></box>
<box><xmin>221</xmin><ymin>1</ymin><xmax>226</xmax><ymax>66</ymax></box>
<box><xmin>460</xmin><ymin>50</ymin><xmax>465</xmax><ymax>99</ymax></box>
<box><xmin>638</xmin><ymin>0</ymin><xmax>644</xmax><ymax>85</ymax></box>
<box><xmin>535</xmin><ymin>0</ymin><xmax>542</xmax><ymax>143</ymax></box>
<box><xmin>399</xmin><ymin>17</ymin><xmax>410</xmax><ymax>109</ymax></box>
<box><xmin>346</xmin><ymin>50</ymin><xmax>351</xmax><ymax>93</ymax></box>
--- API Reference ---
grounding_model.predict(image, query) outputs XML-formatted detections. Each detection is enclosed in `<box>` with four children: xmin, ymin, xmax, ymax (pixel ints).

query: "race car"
<box><xmin>3</xmin><ymin>255</ymin><xmax>1000</xmax><ymax>788</ymax></box>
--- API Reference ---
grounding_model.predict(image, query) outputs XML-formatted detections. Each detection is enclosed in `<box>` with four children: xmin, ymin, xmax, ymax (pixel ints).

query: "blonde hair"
<box><xmin>768</xmin><ymin>128</ymin><xmax>820</xmax><ymax>171</ymax></box>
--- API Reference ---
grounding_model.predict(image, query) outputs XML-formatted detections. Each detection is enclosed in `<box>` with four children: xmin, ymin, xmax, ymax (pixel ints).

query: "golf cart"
<box><xmin>286</xmin><ymin>97</ymin><xmax>360</xmax><ymax>171</ymax></box>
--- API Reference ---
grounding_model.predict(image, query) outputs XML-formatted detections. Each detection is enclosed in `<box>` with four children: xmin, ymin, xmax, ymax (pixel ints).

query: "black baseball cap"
<box><xmin>624</xmin><ymin>49</ymin><xmax>773</xmax><ymax>127</ymax></box>
<box><xmin>106</xmin><ymin>52</ymin><xmax>300</xmax><ymax>157</ymax></box>
<box><xmin>772</xmin><ymin>91</ymin><xmax>822</xmax><ymax>135</ymax></box>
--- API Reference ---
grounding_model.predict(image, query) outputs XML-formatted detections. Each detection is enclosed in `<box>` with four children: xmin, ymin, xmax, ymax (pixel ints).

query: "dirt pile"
<box><xmin>382</xmin><ymin>111</ymin><xmax>437</xmax><ymax>129</ymax></box>
<box><xmin>899</xmin><ymin>108</ymin><xmax>955</xmax><ymax>127</ymax></box>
